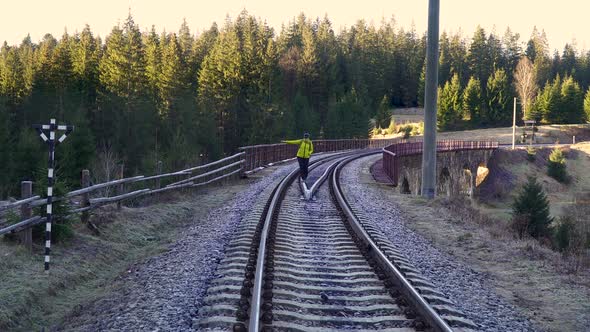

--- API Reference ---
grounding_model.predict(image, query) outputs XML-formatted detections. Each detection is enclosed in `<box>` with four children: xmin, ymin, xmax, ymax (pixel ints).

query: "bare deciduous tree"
<box><xmin>514</xmin><ymin>56</ymin><xmax>538</xmax><ymax>119</ymax></box>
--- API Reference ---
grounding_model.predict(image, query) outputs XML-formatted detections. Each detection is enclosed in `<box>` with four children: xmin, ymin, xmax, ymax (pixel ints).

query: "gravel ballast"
<box><xmin>60</xmin><ymin>164</ymin><xmax>295</xmax><ymax>332</ymax></box>
<box><xmin>339</xmin><ymin>155</ymin><xmax>538</xmax><ymax>332</ymax></box>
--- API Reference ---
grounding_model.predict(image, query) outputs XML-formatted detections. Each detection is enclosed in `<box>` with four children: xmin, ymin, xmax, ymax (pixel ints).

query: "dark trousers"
<box><xmin>297</xmin><ymin>157</ymin><xmax>309</xmax><ymax>180</ymax></box>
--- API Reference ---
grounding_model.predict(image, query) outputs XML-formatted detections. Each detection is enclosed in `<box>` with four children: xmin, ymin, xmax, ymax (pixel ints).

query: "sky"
<box><xmin>1</xmin><ymin>0</ymin><xmax>589</xmax><ymax>52</ymax></box>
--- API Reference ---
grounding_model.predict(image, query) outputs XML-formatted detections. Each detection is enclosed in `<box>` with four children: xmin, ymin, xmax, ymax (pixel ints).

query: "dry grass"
<box><xmin>376</xmin><ymin>186</ymin><xmax>590</xmax><ymax>332</ymax></box>
<box><xmin>384</xmin><ymin>108</ymin><xmax>590</xmax><ymax>144</ymax></box>
<box><xmin>0</xmin><ymin>183</ymin><xmax>249</xmax><ymax>331</ymax></box>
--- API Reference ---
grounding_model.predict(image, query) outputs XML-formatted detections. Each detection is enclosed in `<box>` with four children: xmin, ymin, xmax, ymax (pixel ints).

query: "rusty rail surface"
<box><xmin>382</xmin><ymin>140</ymin><xmax>499</xmax><ymax>186</ymax></box>
<box><xmin>240</xmin><ymin>138</ymin><xmax>398</xmax><ymax>172</ymax></box>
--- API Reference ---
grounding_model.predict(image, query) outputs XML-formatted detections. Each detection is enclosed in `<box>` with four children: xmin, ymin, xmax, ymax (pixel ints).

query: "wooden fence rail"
<box><xmin>1</xmin><ymin>138</ymin><xmax>392</xmax><ymax>249</ymax></box>
<box><xmin>0</xmin><ymin>152</ymin><xmax>246</xmax><ymax>240</ymax></box>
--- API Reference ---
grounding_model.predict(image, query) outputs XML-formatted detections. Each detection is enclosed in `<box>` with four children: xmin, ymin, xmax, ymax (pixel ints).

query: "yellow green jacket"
<box><xmin>284</xmin><ymin>139</ymin><xmax>314</xmax><ymax>159</ymax></box>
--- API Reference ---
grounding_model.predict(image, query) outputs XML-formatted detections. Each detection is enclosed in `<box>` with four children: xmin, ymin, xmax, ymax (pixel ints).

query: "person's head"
<box><xmin>303</xmin><ymin>132</ymin><xmax>310</xmax><ymax>139</ymax></box>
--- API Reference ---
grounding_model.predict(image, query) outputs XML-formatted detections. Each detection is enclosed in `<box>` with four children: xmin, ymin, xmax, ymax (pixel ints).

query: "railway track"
<box><xmin>196</xmin><ymin>151</ymin><xmax>476</xmax><ymax>331</ymax></box>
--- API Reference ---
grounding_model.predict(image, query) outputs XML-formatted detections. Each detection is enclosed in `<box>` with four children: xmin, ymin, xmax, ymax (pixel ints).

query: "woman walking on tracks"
<box><xmin>282</xmin><ymin>133</ymin><xmax>314</xmax><ymax>180</ymax></box>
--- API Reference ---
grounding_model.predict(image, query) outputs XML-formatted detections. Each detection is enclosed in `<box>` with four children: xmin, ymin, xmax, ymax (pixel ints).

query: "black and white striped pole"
<box><xmin>33</xmin><ymin>119</ymin><xmax>73</xmax><ymax>271</ymax></box>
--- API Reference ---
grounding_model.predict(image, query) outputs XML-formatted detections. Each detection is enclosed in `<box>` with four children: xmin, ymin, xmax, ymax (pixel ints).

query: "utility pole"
<box><xmin>512</xmin><ymin>97</ymin><xmax>516</xmax><ymax>150</ymax></box>
<box><xmin>421</xmin><ymin>0</ymin><xmax>440</xmax><ymax>199</ymax></box>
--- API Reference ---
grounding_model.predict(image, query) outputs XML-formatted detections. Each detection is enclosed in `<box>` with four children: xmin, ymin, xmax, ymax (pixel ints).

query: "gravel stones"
<box><xmin>339</xmin><ymin>155</ymin><xmax>538</xmax><ymax>332</ymax></box>
<box><xmin>61</xmin><ymin>164</ymin><xmax>294</xmax><ymax>332</ymax></box>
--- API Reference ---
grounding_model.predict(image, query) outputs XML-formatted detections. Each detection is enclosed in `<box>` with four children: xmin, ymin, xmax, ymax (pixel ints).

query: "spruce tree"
<box><xmin>559</xmin><ymin>76</ymin><xmax>584</xmax><ymax>124</ymax></box>
<box><xmin>375</xmin><ymin>95</ymin><xmax>390</xmax><ymax>129</ymax></box>
<box><xmin>437</xmin><ymin>74</ymin><xmax>462</xmax><ymax>130</ymax></box>
<box><xmin>486</xmin><ymin>68</ymin><xmax>512</xmax><ymax>125</ymax></box>
<box><xmin>512</xmin><ymin>176</ymin><xmax>553</xmax><ymax>239</ymax></box>
<box><xmin>0</xmin><ymin>100</ymin><xmax>11</xmax><ymax>198</ymax></box>
<box><xmin>538</xmin><ymin>76</ymin><xmax>562</xmax><ymax>123</ymax></box>
<box><xmin>467</xmin><ymin>26</ymin><xmax>491</xmax><ymax>92</ymax></box>
<box><xmin>462</xmin><ymin>76</ymin><xmax>482</xmax><ymax>124</ymax></box>
<box><xmin>71</xmin><ymin>25</ymin><xmax>100</xmax><ymax>109</ymax></box>
<box><xmin>547</xmin><ymin>147</ymin><xmax>567</xmax><ymax>182</ymax></box>
<box><xmin>584</xmin><ymin>87</ymin><xmax>590</xmax><ymax>122</ymax></box>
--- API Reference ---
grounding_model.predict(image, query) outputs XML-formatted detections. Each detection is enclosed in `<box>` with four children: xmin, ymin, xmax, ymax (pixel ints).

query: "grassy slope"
<box><xmin>478</xmin><ymin>143</ymin><xmax>590</xmax><ymax>221</ymax></box>
<box><xmin>0</xmin><ymin>182</ymin><xmax>249</xmax><ymax>331</ymax></box>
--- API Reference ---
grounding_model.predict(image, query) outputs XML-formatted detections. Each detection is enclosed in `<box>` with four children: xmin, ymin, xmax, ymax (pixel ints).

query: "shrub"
<box><xmin>34</xmin><ymin>172</ymin><xmax>74</xmax><ymax>243</ymax></box>
<box><xmin>554</xmin><ymin>216</ymin><xmax>574</xmax><ymax>252</ymax></box>
<box><xmin>547</xmin><ymin>147</ymin><xmax>567</xmax><ymax>182</ymax></box>
<box><xmin>512</xmin><ymin>176</ymin><xmax>553</xmax><ymax>239</ymax></box>
<box><xmin>526</xmin><ymin>147</ymin><xmax>536</xmax><ymax>162</ymax></box>
<box><xmin>412</xmin><ymin>121</ymin><xmax>424</xmax><ymax>136</ymax></box>
<box><xmin>398</xmin><ymin>125</ymin><xmax>413</xmax><ymax>139</ymax></box>
<box><xmin>384</xmin><ymin>116</ymin><xmax>396</xmax><ymax>135</ymax></box>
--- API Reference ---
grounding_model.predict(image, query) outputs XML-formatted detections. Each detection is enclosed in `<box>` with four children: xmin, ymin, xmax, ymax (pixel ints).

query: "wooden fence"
<box><xmin>0</xmin><ymin>152</ymin><xmax>245</xmax><ymax>247</ymax></box>
<box><xmin>0</xmin><ymin>137</ymin><xmax>397</xmax><ymax>249</ymax></box>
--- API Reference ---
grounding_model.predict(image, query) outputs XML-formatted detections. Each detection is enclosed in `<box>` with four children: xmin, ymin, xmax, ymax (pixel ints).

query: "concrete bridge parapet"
<box><xmin>382</xmin><ymin>140</ymin><xmax>498</xmax><ymax>198</ymax></box>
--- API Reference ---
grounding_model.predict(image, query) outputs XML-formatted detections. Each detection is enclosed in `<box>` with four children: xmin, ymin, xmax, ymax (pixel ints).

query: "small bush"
<box><xmin>554</xmin><ymin>216</ymin><xmax>574</xmax><ymax>252</ymax></box>
<box><xmin>384</xmin><ymin>116</ymin><xmax>396</xmax><ymax>135</ymax></box>
<box><xmin>398</xmin><ymin>125</ymin><xmax>413</xmax><ymax>139</ymax></box>
<box><xmin>512</xmin><ymin>176</ymin><xmax>553</xmax><ymax>239</ymax></box>
<box><xmin>526</xmin><ymin>147</ymin><xmax>536</xmax><ymax>162</ymax></box>
<box><xmin>34</xmin><ymin>172</ymin><xmax>74</xmax><ymax>243</ymax></box>
<box><xmin>547</xmin><ymin>147</ymin><xmax>567</xmax><ymax>182</ymax></box>
<box><xmin>411</xmin><ymin>121</ymin><xmax>424</xmax><ymax>136</ymax></box>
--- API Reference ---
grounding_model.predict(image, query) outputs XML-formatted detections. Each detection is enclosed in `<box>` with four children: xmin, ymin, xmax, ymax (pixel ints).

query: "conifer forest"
<box><xmin>1</xmin><ymin>11</ymin><xmax>590</xmax><ymax>198</ymax></box>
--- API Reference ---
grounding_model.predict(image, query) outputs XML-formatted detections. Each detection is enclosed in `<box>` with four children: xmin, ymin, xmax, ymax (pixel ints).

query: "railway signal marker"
<box><xmin>33</xmin><ymin>118</ymin><xmax>74</xmax><ymax>271</ymax></box>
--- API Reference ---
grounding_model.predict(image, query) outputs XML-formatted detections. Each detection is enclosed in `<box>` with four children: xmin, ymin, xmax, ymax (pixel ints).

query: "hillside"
<box><xmin>479</xmin><ymin>143</ymin><xmax>590</xmax><ymax>220</ymax></box>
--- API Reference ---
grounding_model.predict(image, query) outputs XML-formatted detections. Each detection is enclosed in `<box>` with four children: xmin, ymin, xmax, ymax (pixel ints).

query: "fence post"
<box><xmin>81</xmin><ymin>170</ymin><xmax>90</xmax><ymax>225</ymax></box>
<box><xmin>19</xmin><ymin>181</ymin><xmax>33</xmax><ymax>252</ymax></box>
<box><xmin>155</xmin><ymin>161</ymin><xmax>163</xmax><ymax>190</ymax></box>
<box><xmin>117</xmin><ymin>163</ymin><xmax>124</xmax><ymax>210</ymax></box>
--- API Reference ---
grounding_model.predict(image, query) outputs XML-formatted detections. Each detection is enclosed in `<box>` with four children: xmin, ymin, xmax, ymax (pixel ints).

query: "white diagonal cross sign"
<box><xmin>33</xmin><ymin>118</ymin><xmax>74</xmax><ymax>271</ymax></box>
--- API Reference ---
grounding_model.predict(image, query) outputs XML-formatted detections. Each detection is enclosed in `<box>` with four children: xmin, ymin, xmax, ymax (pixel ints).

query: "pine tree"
<box><xmin>198</xmin><ymin>21</ymin><xmax>242</xmax><ymax>152</ymax></box>
<box><xmin>375</xmin><ymin>95</ymin><xmax>391</xmax><ymax>129</ymax></box>
<box><xmin>71</xmin><ymin>25</ymin><xmax>100</xmax><ymax>109</ymax></box>
<box><xmin>143</xmin><ymin>26</ymin><xmax>161</xmax><ymax>103</ymax></box>
<box><xmin>486</xmin><ymin>68</ymin><xmax>512</xmax><ymax>125</ymax></box>
<box><xmin>584</xmin><ymin>87</ymin><xmax>590</xmax><ymax>122</ymax></box>
<box><xmin>437</xmin><ymin>74</ymin><xmax>462</xmax><ymax>130</ymax></box>
<box><xmin>502</xmin><ymin>27</ymin><xmax>522</xmax><ymax>75</ymax></box>
<box><xmin>559</xmin><ymin>76</ymin><xmax>584</xmax><ymax>124</ymax></box>
<box><xmin>51</xmin><ymin>31</ymin><xmax>75</xmax><ymax>118</ymax></box>
<box><xmin>526</xmin><ymin>27</ymin><xmax>552</xmax><ymax>87</ymax></box>
<box><xmin>538</xmin><ymin>76</ymin><xmax>562</xmax><ymax>123</ymax></box>
<box><xmin>512</xmin><ymin>176</ymin><xmax>553</xmax><ymax>239</ymax></box>
<box><xmin>547</xmin><ymin>147</ymin><xmax>567</xmax><ymax>182</ymax></box>
<box><xmin>462</xmin><ymin>76</ymin><xmax>482</xmax><ymax>124</ymax></box>
<box><xmin>467</xmin><ymin>26</ymin><xmax>491</xmax><ymax>92</ymax></box>
<box><xmin>0</xmin><ymin>99</ymin><xmax>12</xmax><ymax>198</ymax></box>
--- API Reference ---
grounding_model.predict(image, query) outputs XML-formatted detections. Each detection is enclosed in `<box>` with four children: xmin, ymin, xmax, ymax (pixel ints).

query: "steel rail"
<box><xmin>330</xmin><ymin>152</ymin><xmax>454</xmax><ymax>332</ymax></box>
<box><xmin>246</xmin><ymin>152</ymin><xmax>351</xmax><ymax>331</ymax></box>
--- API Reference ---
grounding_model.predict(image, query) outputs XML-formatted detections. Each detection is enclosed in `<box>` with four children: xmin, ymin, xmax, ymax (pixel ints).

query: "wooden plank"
<box><xmin>0</xmin><ymin>195</ymin><xmax>41</xmax><ymax>212</ymax></box>
<box><xmin>67</xmin><ymin>176</ymin><xmax>144</xmax><ymax>197</ymax></box>
<box><xmin>130</xmin><ymin>170</ymin><xmax>190</xmax><ymax>183</ymax></box>
<box><xmin>167</xmin><ymin>160</ymin><xmax>244</xmax><ymax>187</ymax></box>
<box><xmin>89</xmin><ymin>189</ymin><xmax>150</xmax><ymax>205</ymax></box>
<box><xmin>191</xmin><ymin>168</ymin><xmax>241</xmax><ymax>188</ymax></box>
<box><xmin>180</xmin><ymin>152</ymin><xmax>245</xmax><ymax>173</ymax></box>
<box><xmin>0</xmin><ymin>216</ymin><xmax>43</xmax><ymax>236</ymax></box>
